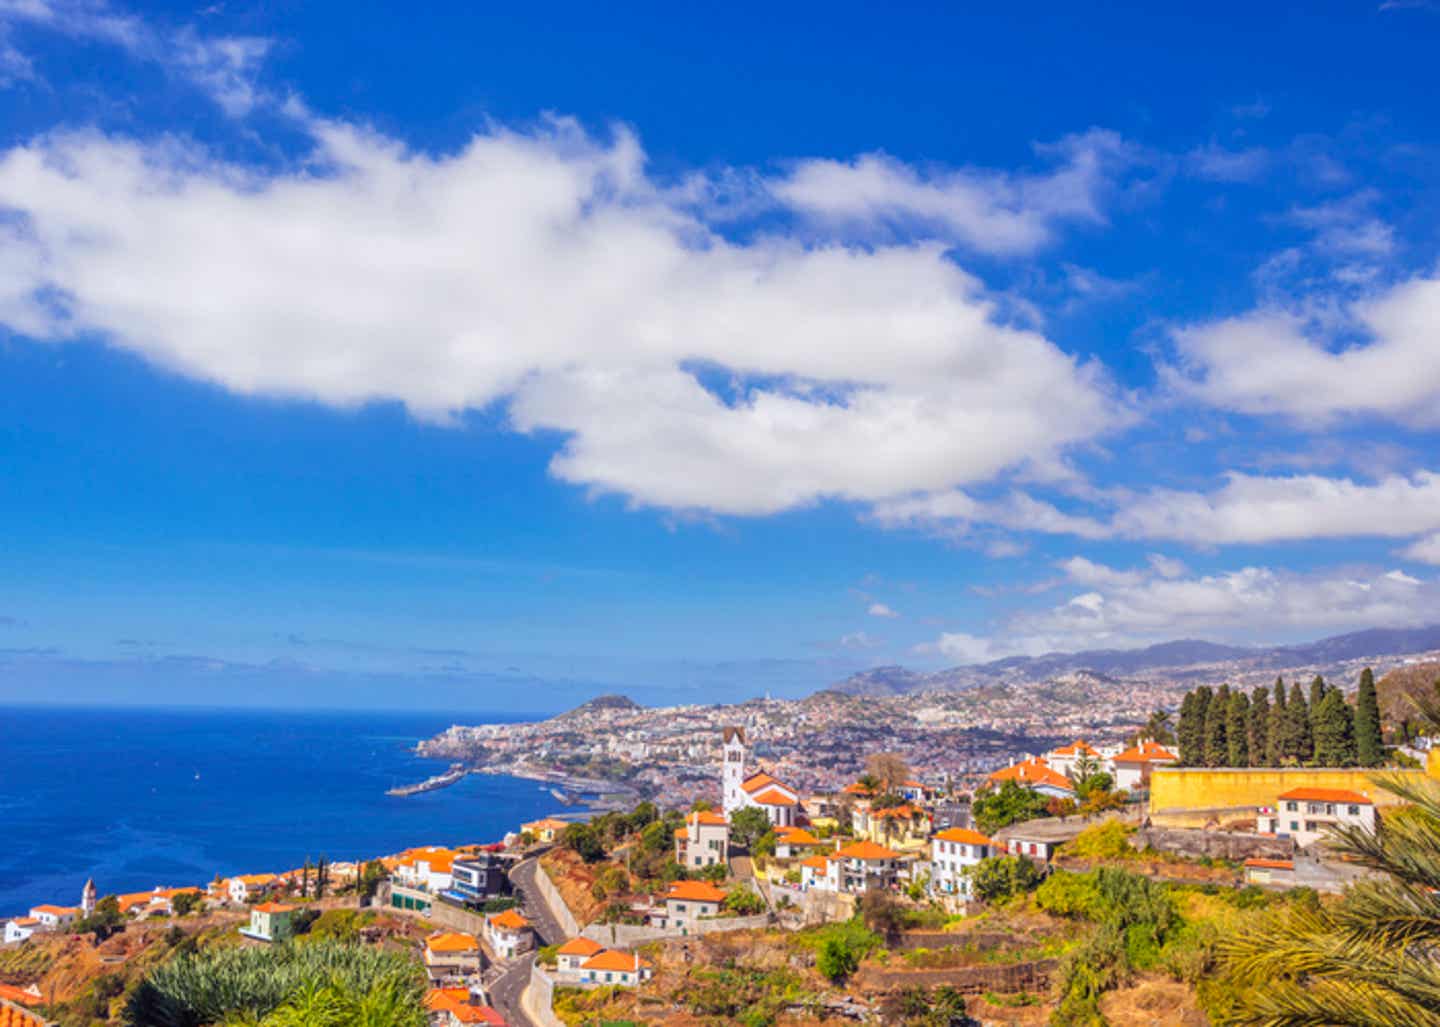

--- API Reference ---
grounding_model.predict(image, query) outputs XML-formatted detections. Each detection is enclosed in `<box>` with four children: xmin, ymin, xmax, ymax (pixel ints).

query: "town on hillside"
<box><xmin>4</xmin><ymin>663</ymin><xmax>1440</xmax><ymax>1026</ymax></box>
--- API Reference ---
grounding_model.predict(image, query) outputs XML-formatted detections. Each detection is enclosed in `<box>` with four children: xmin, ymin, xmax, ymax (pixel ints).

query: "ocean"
<box><xmin>0</xmin><ymin>705</ymin><xmax>562</xmax><ymax>916</ymax></box>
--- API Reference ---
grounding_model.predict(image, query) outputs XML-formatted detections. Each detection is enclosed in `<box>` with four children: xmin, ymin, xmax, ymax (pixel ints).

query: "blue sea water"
<box><xmin>0</xmin><ymin>705</ymin><xmax>562</xmax><ymax>916</ymax></box>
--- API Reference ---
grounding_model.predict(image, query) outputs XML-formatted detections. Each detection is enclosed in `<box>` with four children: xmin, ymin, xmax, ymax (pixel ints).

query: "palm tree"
<box><xmin>1222</xmin><ymin>690</ymin><xmax>1440</xmax><ymax>1024</ymax></box>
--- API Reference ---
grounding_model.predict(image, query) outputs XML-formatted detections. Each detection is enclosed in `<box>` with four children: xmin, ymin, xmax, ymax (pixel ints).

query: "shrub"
<box><xmin>1064</xmin><ymin>821</ymin><xmax>1137</xmax><ymax>861</ymax></box>
<box><xmin>969</xmin><ymin>855</ymin><xmax>1044</xmax><ymax>903</ymax></box>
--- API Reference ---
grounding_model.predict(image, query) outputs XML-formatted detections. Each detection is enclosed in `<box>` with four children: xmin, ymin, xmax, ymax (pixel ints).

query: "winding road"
<box><xmin>487</xmin><ymin>853</ymin><xmax>567</xmax><ymax>1027</ymax></box>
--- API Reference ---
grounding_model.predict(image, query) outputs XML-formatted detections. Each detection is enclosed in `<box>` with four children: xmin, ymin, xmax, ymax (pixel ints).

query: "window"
<box><xmin>1285</xmin><ymin>801</ymin><xmax>1297</xmax><ymax>812</ymax></box>
<box><xmin>1348</xmin><ymin>805</ymin><xmax>1360</xmax><ymax>816</ymax></box>
<box><xmin>1289</xmin><ymin>821</ymin><xmax>1299</xmax><ymax>832</ymax></box>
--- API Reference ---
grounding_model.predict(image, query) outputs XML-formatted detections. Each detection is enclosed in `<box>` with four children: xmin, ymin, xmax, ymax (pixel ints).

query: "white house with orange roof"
<box><xmin>774</xmin><ymin>826</ymin><xmax>824</xmax><ymax>860</ymax></box>
<box><xmin>577</xmin><ymin>948</ymin><xmax>653</xmax><ymax>987</ymax></box>
<box><xmin>851</xmin><ymin>803</ymin><xmax>930</xmax><ymax>849</ymax></box>
<box><xmin>554</xmin><ymin>936</ymin><xmax>606</xmax><ymax>976</ymax></box>
<box><xmin>424</xmin><ymin>986</ymin><xmax>506</xmax><ymax>1026</ymax></box>
<box><xmin>832</xmin><ymin>840</ymin><xmax>903</xmax><ymax>894</ymax></box>
<box><xmin>1260</xmin><ymin>787</ymin><xmax>1377</xmax><ymax>848</ymax></box>
<box><xmin>798</xmin><ymin>853</ymin><xmax>840</xmax><ymax>892</ymax></box>
<box><xmin>929</xmin><ymin>827</ymin><xmax>998</xmax><ymax>898</ymax></box>
<box><xmin>3</xmin><ymin>917</ymin><xmax>38</xmax><ymax>944</ymax></box>
<box><xmin>1110</xmin><ymin>740</ymin><xmax>1178</xmax><ymax>791</ymax></box>
<box><xmin>27</xmin><ymin>905</ymin><xmax>78</xmax><ymax>930</ymax></box>
<box><xmin>226</xmin><ymin>873</ymin><xmax>278</xmax><ymax>905</ymax></box>
<box><xmin>484</xmin><ymin>908</ymin><xmax>531</xmax><ymax>959</ymax></box>
<box><xmin>423</xmin><ymin>931</ymin><xmax>482</xmax><ymax>980</ymax></box>
<box><xmin>986</xmin><ymin>757</ymin><xmax>1076</xmax><ymax>800</ymax></box>
<box><xmin>1044</xmin><ymin>740</ymin><xmax>1107</xmax><ymax>778</ymax></box>
<box><xmin>240</xmin><ymin>902</ymin><xmax>297</xmax><ymax>943</ymax></box>
<box><xmin>656</xmin><ymin>879</ymin><xmax>727</xmax><ymax>930</ymax></box>
<box><xmin>394</xmin><ymin>847</ymin><xmax>456</xmax><ymax>892</ymax></box>
<box><xmin>720</xmin><ymin>727</ymin><xmax>801</xmax><ymax>826</ymax></box>
<box><xmin>674</xmin><ymin>809</ymin><xmax>729</xmax><ymax>869</ymax></box>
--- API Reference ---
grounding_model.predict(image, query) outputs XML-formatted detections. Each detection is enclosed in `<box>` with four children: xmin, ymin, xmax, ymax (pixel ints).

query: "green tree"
<box><xmin>1248</xmin><ymin>687</ymin><xmax>1272</xmax><ymax>768</ymax></box>
<box><xmin>171</xmin><ymin>890</ymin><xmax>202</xmax><ymax>917</ymax></box>
<box><xmin>972</xmin><ymin>780</ymin><xmax>1050</xmax><ymax>834</ymax></box>
<box><xmin>969</xmin><ymin>855</ymin><xmax>1044</xmax><ymax>903</ymax></box>
<box><xmin>1227</xmin><ymin>689</ymin><xmax>1251</xmax><ymax>767</ymax></box>
<box><xmin>1312</xmin><ymin>688</ymin><xmax>1356</xmax><ymax>766</ymax></box>
<box><xmin>729</xmin><ymin>807</ymin><xmax>772</xmax><ymax>850</ymax></box>
<box><xmin>639</xmin><ymin>819</ymin><xmax>671</xmax><ymax>854</ymax></box>
<box><xmin>1309</xmin><ymin>674</ymin><xmax>1328</xmax><ymax>718</ymax></box>
<box><xmin>1355</xmin><ymin>666</ymin><xmax>1385</xmax><ymax>767</ymax></box>
<box><xmin>357</xmin><ymin>861</ymin><xmax>387</xmax><ymax>903</ymax></box>
<box><xmin>1284</xmin><ymin>682</ymin><xmax>1312</xmax><ymax>764</ymax></box>
<box><xmin>817</xmin><ymin>936</ymin><xmax>859</xmax><ymax>982</ymax></box>
<box><xmin>1268</xmin><ymin>677</ymin><xmax>1287</xmax><ymax>765</ymax></box>
<box><xmin>563</xmin><ymin>822</ymin><xmax>606</xmax><ymax>863</ymax></box>
<box><xmin>1203</xmin><ymin>684</ymin><xmax>1230</xmax><ymax>767</ymax></box>
<box><xmin>1176</xmin><ymin>690</ymin><xmax>1201</xmax><ymax>766</ymax></box>
<box><xmin>75</xmin><ymin>895</ymin><xmax>125</xmax><ymax>941</ymax></box>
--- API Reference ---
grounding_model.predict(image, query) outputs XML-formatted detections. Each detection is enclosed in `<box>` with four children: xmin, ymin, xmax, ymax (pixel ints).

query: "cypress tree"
<box><xmin>1267</xmin><ymin>679</ymin><xmax>1287</xmax><ymax>766</ymax></box>
<box><xmin>1309</xmin><ymin>674</ymin><xmax>1328</xmax><ymax>714</ymax></box>
<box><xmin>1227</xmin><ymin>689</ymin><xmax>1251</xmax><ymax>767</ymax></box>
<box><xmin>1249</xmin><ymin>687</ymin><xmax>1272</xmax><ymax>767</ymax></box>
<box><xmin>1204</xmin><ymin>684</ymin><xmax>1230</xmax><ymax>767</ymax></box>
<box><xmin>1286</xmin><ymin>682</ymin><xmax>1312</xmax><ymax>764</ymax></box>
<box><xmin>1354</xmin><ymin>666</ymin><xmax>1384</xmax><ymax>767</ymax></box>
<box><xmin>1177</xmin><ymin>691</ymin><xmax>1200</xmax><ymax>766</ymax></box>
<box><xmin>1313</xmin><ymin>688</ymin><xmax>1356</xmax><ymax>766</ymax></box>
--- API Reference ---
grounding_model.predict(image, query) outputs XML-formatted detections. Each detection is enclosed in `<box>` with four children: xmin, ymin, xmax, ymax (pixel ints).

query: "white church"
<box><xmin>721</xmin><ymin>726</ymin><xmax>801</xmax><ymax>827</ymax></box>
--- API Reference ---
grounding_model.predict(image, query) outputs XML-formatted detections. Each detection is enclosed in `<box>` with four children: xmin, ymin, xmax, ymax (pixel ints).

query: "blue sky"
<box><xmin>1</xmin><ymin>0</ymin><xmax>1439</xmax><ymax>711</ymax></box>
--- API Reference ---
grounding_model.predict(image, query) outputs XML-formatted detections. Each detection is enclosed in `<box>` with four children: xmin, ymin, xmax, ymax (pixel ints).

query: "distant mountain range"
<box><xmin>830</xmin><ymin>625</ymin><xmax>1440</xmax><ymax>697</ymax></box>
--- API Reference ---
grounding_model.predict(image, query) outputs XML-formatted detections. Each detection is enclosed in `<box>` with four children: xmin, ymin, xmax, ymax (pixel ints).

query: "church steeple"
<box><xmin>721</xmin><ymin>726</ymin><xmax>746</xmax><ymax>815</ymax></box>
<box><xmin>81</xmin><ymin>877</ymin><xmax>97</xmax><ymax>917</ymax></box>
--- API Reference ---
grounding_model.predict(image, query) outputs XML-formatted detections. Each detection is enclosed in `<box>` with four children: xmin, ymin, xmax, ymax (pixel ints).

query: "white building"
<box><xmin>985</xmin><ymin>757</ymin><xmax>1077</xmax><ymax>800</ymax></box>
<box><xmin>674</xmin><ymin>810</ymin><xmax>729</xmax><ymax>869</ymax></box>
<box><xmin>799</xmin><ymin>853</ymin><xmax>839</xmax><ymax>892</ymax></box>
<box><xmin>720</xmin><ymin>728</ymin><xmax>801</xmax><ymax>827</ymax></box>
<box><xmin>484</xmin><ymin>909</ymin><xmax>531</xmax><ymax>960</ymax></box>
<box><xmin>774</xmin><ymin>826</ymin><xmax>824</xmax><ymax>860</ymax></box>
<box><xmin>3</xmin><ymin>917</ymin><xmax>38</xmax><ymax>944</ymax></box>
<box><xmin>655</xmin><ymin>880</ymin><xmax>726</xmax><ymax>930</ymax></box>
<box><xmin>1043</xmin><ymin>740</ymin><xmax>1107</xmax><ymax>779</ymax></box>
<box><xmin>1259</xmin><ymin>787</ymin><xmax>1376</xmax><ymax>848</ymax></box>
<box><xmin>393</xmin><ymin>847</ymin><xmax>456</xmax><ymax>893</ymax></box>
<box><xmin>28</xmin><ymin>905</ymin><xmax>78</xmax><ymax>930</ymax></box>
<box><xmin>554</xmin><ymin>936</ymin><xmax>605</xmax><ymax>976</ymax></box>
<box><xmin>576</xmin><ymin>948</ymin><xmax>653</xmax><ymax>987</ymax></box>
<box><xmin>225</xmin><ymin>874</ymin><xmax>277</xmax><ymax>905</ymax></box>
<box><xmin>1110</xmin><ymin>740</ymin><xmax>1178</xmax><ymax>791</ymax></box>
<box><xmin>929</xmin><ymin>827</ymin><xmax>997</xmax><ymax>898</ymax></box>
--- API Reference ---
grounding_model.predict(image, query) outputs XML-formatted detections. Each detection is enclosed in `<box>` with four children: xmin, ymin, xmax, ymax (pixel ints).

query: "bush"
<box><xmin>1064</xmin><ymin>821</ymin><xmax>1137</xmax><ymax>861</ymax></box>
<box><xmin>969</xmin><ymin>856</ymin><xmax>1044</xmax><ymax>903</ymax></box>
<box><xmin>724</xmin><ymin>888</ymin><xmax>765</xmax><ymax>916</ymax></box>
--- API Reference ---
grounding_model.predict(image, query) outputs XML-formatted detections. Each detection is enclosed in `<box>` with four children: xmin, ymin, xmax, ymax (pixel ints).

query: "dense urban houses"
<box><xmin>928</xmin><ymin>828</ymin><xmax>998</xmax><ymax>898</ymax></box>
<box><xmin>673</xmin><ymin>809</ymin><xmax>729</xmax><ymax>869</ymax></box>
<box><xmin>1258</xmin><ymin>787</ymin><xmax>1377</xmax><ymax>847</ymax></box>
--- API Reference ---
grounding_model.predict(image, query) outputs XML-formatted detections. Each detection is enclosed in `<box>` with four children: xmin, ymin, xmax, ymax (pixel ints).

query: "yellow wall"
<box><xmin>1148</xmin><ymin>767</ymin><xmax>1424</xmax><ymax>825</ymax></box>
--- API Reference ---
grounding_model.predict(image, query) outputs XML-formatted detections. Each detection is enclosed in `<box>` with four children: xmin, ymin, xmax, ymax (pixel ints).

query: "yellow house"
<box><xmin>521</xmin><ymin>818</ymin><xmax>571</xmax><ymax>844</ymax></box>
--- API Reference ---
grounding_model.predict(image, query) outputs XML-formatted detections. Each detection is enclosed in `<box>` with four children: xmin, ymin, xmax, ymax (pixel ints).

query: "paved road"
<box><xmin>487</xmin><ymin>854</ymin><xmax>566</xmax><ymax>1027</ymax></box>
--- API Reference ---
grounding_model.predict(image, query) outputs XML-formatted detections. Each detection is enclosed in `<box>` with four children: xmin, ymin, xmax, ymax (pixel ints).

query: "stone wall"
<box><xmin>855</xmin><ymin>959</ymin><xmax>1058</xmax><ymax>996</ymax></box>
<box><xmin>1132</xmin><ymin>827</ymin><xmax>1295</xmax><ymax>862</ymax></box>
<box><xmin>580</xmin><ymin>913</ymin><xmax>772</xmax><ymax>947</ymax></box>
<box><xmin>532</xmin><ymin>861</ymin><xmax>581</xmax><ymax>938</ymax></box>
<box><xmin>1148</xmin><ymin>768</ymin><xmax>1419</xmax><ymax>826</ymax></box>
<box><xmin>523</xmin><ymin>964</ymin><xmax>566</xmax><ymax>1027</ymax></box>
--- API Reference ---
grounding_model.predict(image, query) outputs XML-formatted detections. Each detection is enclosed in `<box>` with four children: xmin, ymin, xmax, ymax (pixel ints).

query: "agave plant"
<box><xmin>1221</xmin><ymin>690</ymin><xmax>1440</xmax><ymax>1026</ymax></box>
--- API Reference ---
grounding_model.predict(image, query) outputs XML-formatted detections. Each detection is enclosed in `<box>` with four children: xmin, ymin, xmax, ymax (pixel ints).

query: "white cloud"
<box><xmin>1168</xmin><ymin>271</ymin><xmax>1440</xmax><ymax>426</ymax></box>
<box><xmin>1147</xmin><ymin>553</ymin><xmax>1187</xmax><ymax>578</ymax></box>
<box><xmin>0</xmin><ymin>0</ymin><xmax>271</xmax><ymax>114</ymax></box>
<box><xmin>927</xmin><ymin>562</ymin><xmax>1440</xmax><ymax>662</ymax></box>
<box><xmin>1058</xmin><ymin>556</ymin><xmax>1142</xmax><ymax>588</ymax></box>
<box><xmin>867</xmin><ymin>603</ymin><xmax>900</xmax><ymax>619</ymax></box>
<box><xmin>839</xmin><ymin>631</ymin><xmax>882</xmax><ymax>650</ymax></box>
<box><xmin>0</xmin><ymin>118</ymin><xmax>1121</xmax><ymax>516</ymax></box>
<box><xmin>871</xmin><ymin>490</ymin><xmax>1111</xmax><ymax>539</ymax></box>
<box><xmin>1401</xmin><ymin>534</ymin><xmax>1440</xmax><ymax>566</ymax></box>
<box><xmin>771</xmin><ymin>129</ymin><xmax>1141</xmax><ymax>256</ymax></box>
<box><xmin>1186</xmin><ymin>142</ymin><xmax>1269</xmax><ymax>183</ymax></box>
<box><xmin>1115</xmin><ymin>471</ymin><xmax>1440</xmax><ymax>544</ymax></box>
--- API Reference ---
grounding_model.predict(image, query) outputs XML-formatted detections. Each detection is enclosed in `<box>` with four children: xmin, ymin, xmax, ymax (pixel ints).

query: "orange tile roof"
<box><xmin>842</xmin><ymin>782</ymin><xmax>875</xmax><ymax>796</ymax></box>
<box><xmin>835</xmin><ymin>840</ymin><xmax>900</xmax><ymax>861</ymax></box>
<box><xmin>425</xmin><ymin>987</ymin><xmax>471</xmax><ymax>1010</ymax></box>
<box><xmin>0</xmin><ymin>986</ymin><xmax>40</xmax><ymax>1008</ymax></box>
<box><xmin>666</xmin><ymin>880</ymin><xmax>727</xmax><ymax>903</ymax></box>
<box><xmin>556</xmin><ymin>936</ymin><xmax>605</xmax><ymax>957</ymax></box>
<box><xmin>1113</xmin><ymin>740</ymin><xmax>1178</xmax><ymax>763</ymax></box>
<box><xmin>252</xmin><ymin>902</ymin><xmax>295</xmax><ymax>913</ymax></box>
<box><xmin>776</xmin><ymin>828</ymin><xmax>821</xmax><ymax>846</ymax></box>
<box><xmin>687</xmin><ymin>810</ymin><xmax>728</xmax><ymax>827</ymax></box>
<box><xmin>488</xmin><ymin>909</ymin><xmax>530</xmax><ymax>930</ymax></box>
<box><xmin>522</xmin><ymin>818</ymin><xmax>570</xmax><ymax>831</ymax></box>
<box><xmin>873</xmin><ymin>804</ymin><xmax>922</xmax><ymax>819</ymax></box>
<box><xmin>750</xmin><ymin>787</ymin><xmax>797</xmax><ymax>806</ymax></box>
<box><xmin>987</xmin><ymin>757</ymin><xmax>1075</xmax><ymax>792</ymax></box>
<box><xmin>231</xmin><ymin>873</ymin><xmax>277</xmax><ymax>886</ymax></box>
<box><xmin>741</xmin><ymin>772</ymin><xmax>777</xmax><ymax>793</ymax></box>
<box><xmin>1244</xmin><ymin>858</ymin><xmax>1295</xmax><ymax>870</ymax></box>
<box><xmin>1052</xmin><ymin>740</ymin><xmax>1100</xmax><ymax>756</ymax></box>
<box><xmin>1277</xmin><ymin>787</ymin><xmax>1372</xmax><ymax>804</ymax></box>
<box><xmin>398</xmin><ymin>847</ymin><xmax>457</xmax><ymax>873</ymax></box>
<box><xmin>29</xmin><ymin>905</ymin><xmax>77</xmax><ymax>916</ymax></box>
<box><xmin>8</xmin><ymin>918</ymin><xmax>37</xmax><ymax>927</ymax></box>
<box><xmin>673</xmin><ymin>826</ymin><xmax>688</xmax><ymax>838</ymax></box>
<box><xmin>799</xmin><ymin>855</ymin><xmax>830</xmax><ymax>870</ymax></box>
<box><xmin>0</xmin><ymin>1000</ymin><xmax>46</xmax><ymax>1027</ymax></box>
<box><xmin>426</xmin><ymin>931</ymin><xmax>479</xmax><ymax>953</ymax></box>
<box><xmin>934</xmin><ymin>827</ymin><xmax>994</xmax><ymax>847</ymax></box>
<box><xmin>581</xmin><ymin>949</ymin><xmax>651</xmax><ymax>972</ymax></box>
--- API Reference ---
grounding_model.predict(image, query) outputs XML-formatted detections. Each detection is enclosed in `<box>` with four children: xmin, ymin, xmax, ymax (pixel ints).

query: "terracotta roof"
<box><xmin>835</xmin><ymin>840</ymin><xmax>900</xmax><ymax>861</ymax></box>
<box><xmin>7</xmin><ymin>918</ymin><xmax>37</xmax><ymax>927</ymax></box>
<box><xmin>1052</xmin><ymin>740</ymin><xmax>1100</xmax><ymax>757</ymax></box>
<box><xmin>934</xmin><ymin>827</ymin><xmax>994</xmax><ymax>847</ymax></box>
<box><xmin>1113</xmin><ymin>740</ymin><xmax>1178</xmax><ymax>763</ymax></box>
<box><xmin>425</xmin><ymin>989</ymin><xmax>506</xmax><ymax>1025</ymax></box>
<box><xmin>28</xmin><ymin>905</ymin><xmax>77</xmax><ymax>916</ymax></box>
<box><xmin>426</xmin><ymin>931</ymin><xmax>479</xmax><ymax>953</ymax></box>
<box><xmin>488</xmin><ymin>909</ymin><xmax>530</xmax><ymax>930</ymax></box>
<box><xmin>666</xmin><ymin>880</ymin><xmax>727</xmax><ymax>903</ymax></box>
<box><xmin>580</xmin><ymin>948</ymin><xmax>652</xmax><ymax>972</ymax></box>
<box><xmin>987</xmin><ymin>757</ymin><xmax>1075</xmax><ymax>793</ymax></box>
<box><xmin>800</xmin><ymin>855</ymin><xmax>830</xmax><ymax>870</ymax></box>
<box><xmin>1244</xmin><ymin>858</ymin><xmax>1295</xmax><ymax>870</ymax></box>
<box><xmin>0</xmin><ymin>986</ymin><xmax>40</xmax><ymax>1008</ymax></box>
<box><xmin>750</xmin><ymin>787</ymin><xmax>797</xmax><ymax>806</ymax></box>
<box><xmin>842</xmin><ymin>782</ymin><xmax>875</xmax><ymax>796</ymax></box>
<box><xmin>687</xmin><ymin>810</ymin><xmax>728</xmax><ymax>827</ymax></box>
<box><xmin>522</xmin><ymin>818</ymin><xmax>570</xmax><ymax>832</ymax></box>
<box><xmin>556</xmin><ymin>936</ymin><xmax>605</xmax><ymax>957</ymax></box>
<box><xmin>673</xmin><ymin>827</ymin><xmax>688</xmax><ymax>838</ymax></box>
<box><xmin>1277</xmin><ymin>787</ymin><xmax>1372</xmax><ymax>804</ymax></box>
<box><xmin>425</xmin><ymin>987</ymin><xmax>471</xmax><ymax>1010</ymax></box>
<box><xmin>252</xmin><ymin>902</ymin><xmax>295</xmax><ymax>914</ymax></box>
<box><xmin>873</xmin><ymin>804</ymin><xmax>923</xmax><ymax>819</ymax></box>
<box><xmin>0</xmin><ymin>999</ymin><xmax>46</xmax><ymax>1027</ymax></box>
<box><xmin>776</xmin><ymin>828</ymin><xmax>821</xmax><ymax>846</ymax></box>
<box><xmin>741</xmin><ymin>772</ymin><xmax>778</xmax><ymax>793</ymax></box>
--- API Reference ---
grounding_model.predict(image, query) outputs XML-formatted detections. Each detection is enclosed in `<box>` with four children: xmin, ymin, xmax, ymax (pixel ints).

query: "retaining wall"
<box><xmin>532</xmin><ymin>861</ymin><xmax>581</xmax><ymax>938</ymax></box>
<box><xmin>1133</xmin><ymin>827</ymin><xmax>1295</xmax><ymax>862</ymax></box>
<box><xmin>580</xmin><ymin>913</ymin><xmax>771</xmax><ymax>947</ymax></box>
<box><xmin>1148</xmin><ymin>768</ymin><xmax>1419</xmax><ymax>826</ymax></box>
<box><xmin>524</xmin><ymin>964</ymin><xmax>566</xmax><ymax>1027</ymax></box>
<box><xmin>855</xmin><ymin>958</ymin><xmax>1058</xmax><ymax>996</ymax></box>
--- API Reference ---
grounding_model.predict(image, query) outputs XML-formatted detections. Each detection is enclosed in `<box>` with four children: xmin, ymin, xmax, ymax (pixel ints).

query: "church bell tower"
<box><xmin>721</xmin><ymin>726</ymin><xmax>746</xmax><ymax>815</ymax></box>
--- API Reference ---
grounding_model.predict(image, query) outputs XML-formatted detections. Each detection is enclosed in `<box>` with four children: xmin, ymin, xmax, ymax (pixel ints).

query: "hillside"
<box><xmin>1377</xmin><ymin>661</ymin><xmax>1440</xmax><ymax>725</ymax></box>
